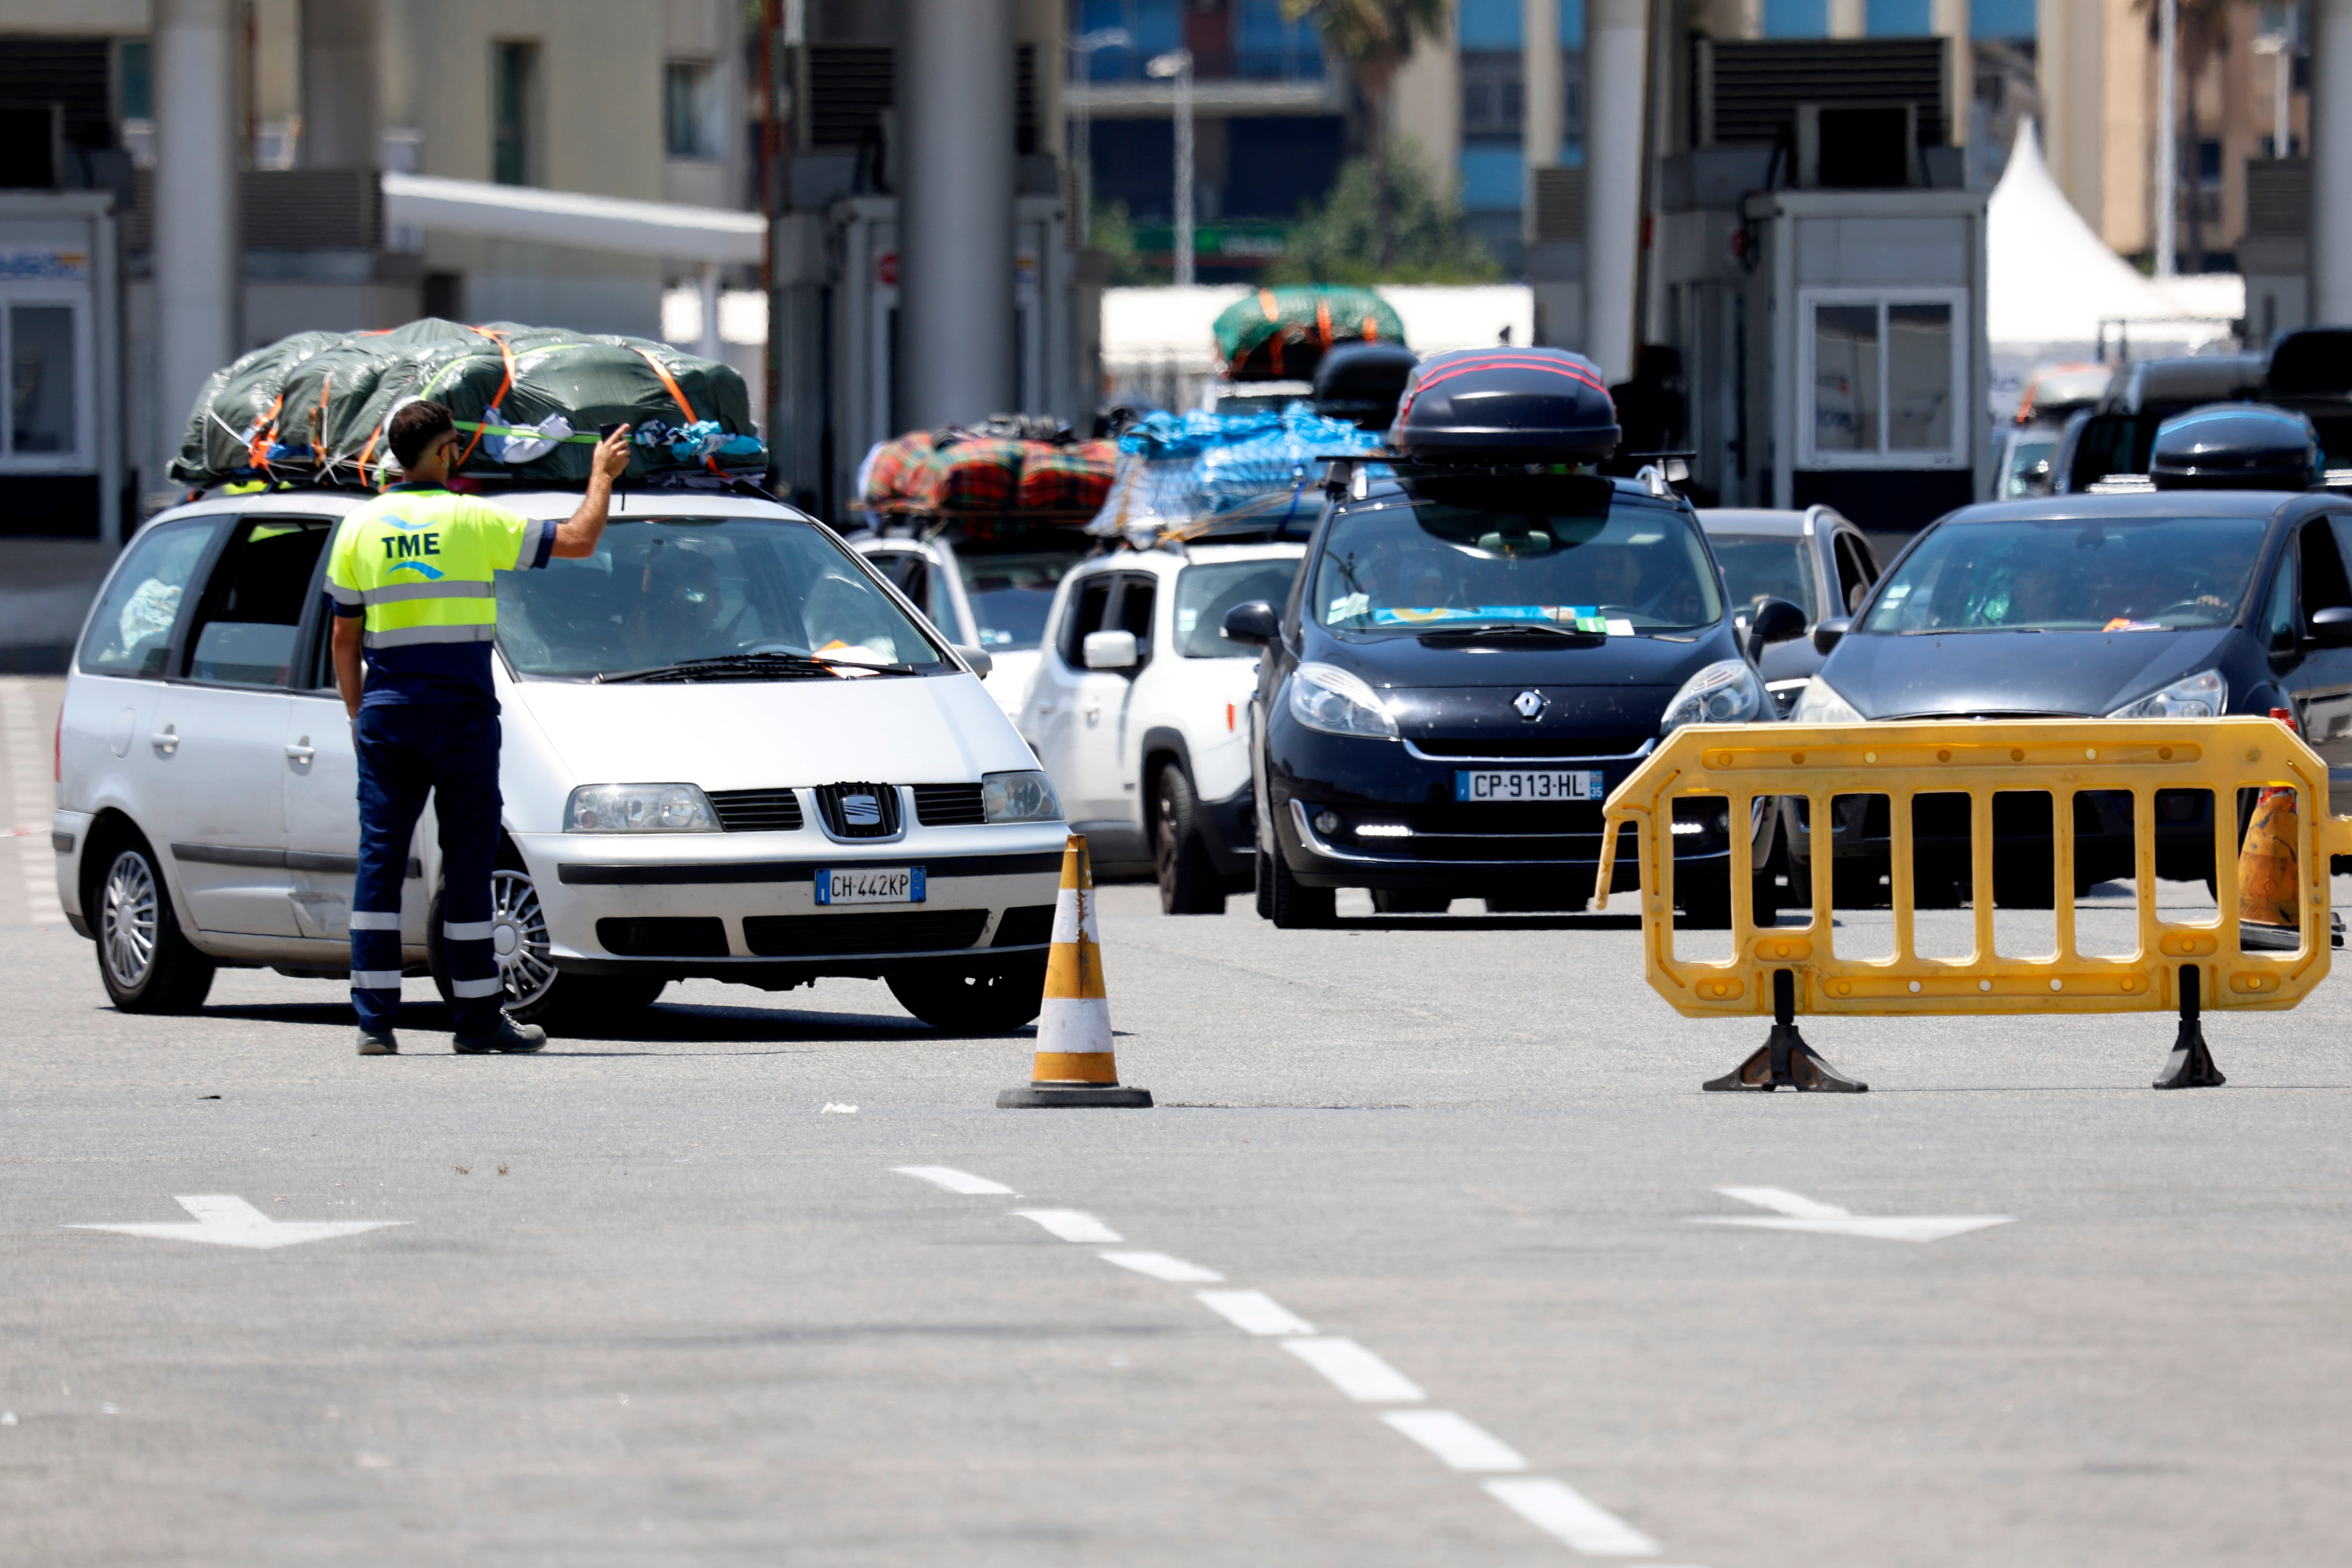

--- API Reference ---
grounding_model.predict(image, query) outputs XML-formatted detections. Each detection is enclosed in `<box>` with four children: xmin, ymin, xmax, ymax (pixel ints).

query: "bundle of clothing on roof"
<box><xmin>858</xmin><ymin>415</ymin><xmax>1121</xmax><ymax>518</ymax></box>
<box><xmin>1085</xmin><ymin>404</ymin><xmax>1388</xmax><ymax>541</ymax></box>
<box><xmin>170</xmin><ymin>319</ymin><xmax>764</xmax><ymax>491</ymax></box>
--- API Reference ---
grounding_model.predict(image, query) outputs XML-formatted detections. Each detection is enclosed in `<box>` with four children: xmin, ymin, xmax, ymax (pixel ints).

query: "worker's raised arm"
<box><xmin>551</xmin><ymin>425</ymin><xmax>632</xmax><ymax>559</ymax></box>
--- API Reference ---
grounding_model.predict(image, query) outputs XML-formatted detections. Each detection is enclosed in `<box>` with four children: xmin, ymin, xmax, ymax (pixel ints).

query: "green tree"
<box><xmin>1088</xmin><ymin>201</ymin><xmax>1168</xmax><ymax>286</ymax></box>
<box><xmin>1283</xmin><ymin>0</ymin><xmax>1453</xmax><ymax>268</ymax></box>
<box><xmin>1271</xmin><ymin>147</ymin><xmax>1500</xmax><ymax>285</ymax></box>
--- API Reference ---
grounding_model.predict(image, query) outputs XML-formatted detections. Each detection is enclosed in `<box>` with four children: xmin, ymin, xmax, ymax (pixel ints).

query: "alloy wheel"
<box><xmin>101</xmin><ymin>850</ymin><xmax>159</xmax><ymax>991</ymax></box>
<box><xmin>487</xmin><ymin>868</ymin><xmax>556</xmax><ymax>1009</ymax></box>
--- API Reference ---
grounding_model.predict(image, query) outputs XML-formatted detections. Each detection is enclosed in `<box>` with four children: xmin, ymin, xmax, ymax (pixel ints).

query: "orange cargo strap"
<box><xmin>246</xmin><ymin>392</ymin><xmax>284</xmax><ymax>471</ymax></box>
<box><xmin>452</xmin><ymin>325</ymin><xmax>516</xmax><ymax>466</ymax></box>
<box><xmin>1315</xmin><ymin>298</ymin><xmax>1333</xmax><ymax>349</ymax></box>
<box><xmin>633</xmin><ymin>347</ymin><xmax>723</xmax><ymax>474</ymax></box>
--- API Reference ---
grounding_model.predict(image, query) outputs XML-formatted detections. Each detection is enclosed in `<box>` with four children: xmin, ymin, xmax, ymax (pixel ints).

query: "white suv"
<box><xmin>849</xmin><ymin>523</ymin><xmax>1093</xmax><ymax>725</ymax></box>
<box><xmin>1019</xmin><ymin>537</ymin><xmax>1306</xmax><ymax>912</ymax></box>
<box><xmin>53</xmin><ymin>486</ymin><xmax>1067</xmax><ymax>1034</ymax></box>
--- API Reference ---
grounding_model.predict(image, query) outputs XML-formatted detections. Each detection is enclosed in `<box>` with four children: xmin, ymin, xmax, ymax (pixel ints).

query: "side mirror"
<box><xmin>1082</xmin><ymin>629</ymin><xmax>1140</xmax><ymax>670</ymax></box>
<box><xmin>1744</xmin><ymin>596</ymin><xmax>1807</xmax><ymax>663</ymax></box>
<box><xmin>1812</xmin><ymin>616</ymin><xmax>1853</xmax><ymax>656</ymax></box>
<box><xmin>1220</xmin><ymin>599</ymin><xmax>1280</xmax><ymax>647</ymax></box>
<box><xmin>953</xmin><ymin>645</ymin><xmax>993</xmax><ymax>679</ymax></box>
<box><xmin>2312</xmin><ymin>606</ymin><xmax>2352</xmax><ymax>647</ymax></box>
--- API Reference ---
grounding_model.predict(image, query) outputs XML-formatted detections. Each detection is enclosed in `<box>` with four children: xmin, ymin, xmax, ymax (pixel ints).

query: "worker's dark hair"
<box><xmin>389</xmin><ymin>400</ymin><xmax>457</xmax><ymax>468</ymax></box>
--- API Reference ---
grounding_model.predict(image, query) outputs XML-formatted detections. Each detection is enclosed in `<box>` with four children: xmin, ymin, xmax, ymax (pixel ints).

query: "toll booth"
<box><xmin>818</xmin><ymin>194</ymin><xmax>1081</xmax><ymax>519</ymax></box>
<box><xmin>1655</xmin><ymin>157</ymin><xmax>1989</xmax><ymax>545</ymax></box>
<box><xmin>0</xmin><ymin>191</ymin><xmax>124</xmax><ymax>543</ymax></box>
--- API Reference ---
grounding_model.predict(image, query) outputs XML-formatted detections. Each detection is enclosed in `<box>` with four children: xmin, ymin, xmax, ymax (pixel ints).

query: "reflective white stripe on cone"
<box><xmin>998</xmin><ymin>834</ymin><xmax>1151</xmax><ymax>1108</ymax></box>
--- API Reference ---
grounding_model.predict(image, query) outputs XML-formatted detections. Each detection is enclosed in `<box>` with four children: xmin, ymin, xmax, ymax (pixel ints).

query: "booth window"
<box><xmin>2</xmin><ymin>301</ymin><xmax>84</xmax><ymax>464</ymax></box>
<box><xmin>1800</xmin><ymin>291</ymin><xmax>1965</xmax><ymax>468</ymax></box>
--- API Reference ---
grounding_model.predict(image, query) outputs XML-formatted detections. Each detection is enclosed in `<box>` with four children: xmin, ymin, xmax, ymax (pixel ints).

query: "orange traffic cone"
<box><xmin>998</xmin><ymin>835</ymin><xmax>1152</xmax><ymax>1108</ymax></box>
<box><xmin>2237</xmin><ymin>785</ymin><xmax>2301</xmax><ymax>942</ymax></box>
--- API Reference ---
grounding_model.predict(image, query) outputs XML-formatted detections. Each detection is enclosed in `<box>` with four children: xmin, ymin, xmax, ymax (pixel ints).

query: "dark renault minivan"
<box><xmin>1794</xmin><ymin>476</ymin><xmax>2352</xmax><ymax>900</ymax></box>
<box><xmin>1224</xmin><ymin>348</ymin><xmax>1801</xmax><ymax>926</ymax></box>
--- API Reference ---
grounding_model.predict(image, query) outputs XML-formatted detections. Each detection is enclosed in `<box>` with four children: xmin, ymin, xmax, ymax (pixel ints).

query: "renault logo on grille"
<box><xmin>841</xmin><ymin>793</ymin><xmax>883</xmax><ymax>825</ymax></box>
<box><xmin>1513</xmin><ymin>689</ymin><xmax>1547</xmax><ymax>720</ymax></box>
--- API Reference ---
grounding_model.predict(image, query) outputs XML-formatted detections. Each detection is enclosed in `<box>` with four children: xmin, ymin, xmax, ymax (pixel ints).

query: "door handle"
<box><xmin>150</xmin><ymin>727</ymin><xmax>177</xmax><ymax>754</ymax></box>
<box><xmin>285</xmin><ymin>740</ymin><xmax>316</xmax><ymax>761</ymax></box>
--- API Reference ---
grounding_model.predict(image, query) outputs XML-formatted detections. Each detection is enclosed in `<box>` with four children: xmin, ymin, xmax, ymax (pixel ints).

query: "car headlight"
<box><xmin>1287</xmin><ymin>661</ymin><xmax>1399</xmax><ymax>739</ymax></box>
<box><xmin>982</xmin><ymin>770</ymin><xmax>1063</xmax><ymax>822</ymax></box>
<box><xmin>1660</xmin><ymin>659</ymin><xmax>1769</xmax><ymax>734</ymax></box>
<box><xmin>1789</xmin><ymin>676</ymin><xmax>1866</xmax><ymax>725</ymax></box>
<box><xmin>565</xmin><ymin>783</ymin><xmax>719</xmax><ymax>832</ymax></box>
<box><xmin>2108</xmin><ymin>669</ymin><xmax>2226</xmax><ymax>719</ymax></box>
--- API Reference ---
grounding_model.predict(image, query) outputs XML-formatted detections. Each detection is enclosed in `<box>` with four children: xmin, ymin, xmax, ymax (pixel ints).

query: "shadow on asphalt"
<box><xmin>199</xmin><ymin>1000</ymin><xmax>1070</xmax><ymax>1048</ymax></box>
<box><xmin>1330</xmin><ymin>913</ymin><xmax>1644</xmax><ymax>932</ymax></box>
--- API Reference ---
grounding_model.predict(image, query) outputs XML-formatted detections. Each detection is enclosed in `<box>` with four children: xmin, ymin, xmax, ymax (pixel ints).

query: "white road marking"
<box><xmin>0</xmin><ymin>681</ymin><xmax>62</xmax><ymax>924</ymax></box>
<box><xmin>1098</xmin><ymin>1249</ymin><xmax>1224</xmax><ymax>1282</ymax></box>
<box><xmin>1381</xmin><ymin>1409</ymin><xmax>1527</xmax><ymax>1471</ymax></box>
<box><xmin>1195</xmin><ymin>1288</ymin><xmax>1315</xmax><ymax>1335</ymax></box>
<box><xmin>1013</xmin><ymin>1208</ymin><xmax>1123</xmax><ymax>1243</ymax></box>
<box><xmin>1280</xmin><ymin>1336</ymin><xmax>1425</xmax><ymax>1402</ymax></box>
<box><xmin>893</xmin><ymin>1165</ymin><xmax>1015</xmax><ymax>1195</ymax></box>
<box><xmin>67</xmin><ymin>1194</ymin><xmax>408</xmax><ymax>1250</ymax></box>
<box><xmin>1693</xmin><ymin>1186</ymin><xmax>2014</xmax><ymax>1244</ymax></box>
<box><xmin>1482</xmin><ymin>1477</ymin><xmax>1663</xmax><ymax>1556</ymax></box>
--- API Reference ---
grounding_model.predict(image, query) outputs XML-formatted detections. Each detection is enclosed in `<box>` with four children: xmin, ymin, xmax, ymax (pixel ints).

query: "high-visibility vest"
<box><xmin>324</xmin><ymin>488</ymin><xmax>552</xmax><ymax>648</ymax></box>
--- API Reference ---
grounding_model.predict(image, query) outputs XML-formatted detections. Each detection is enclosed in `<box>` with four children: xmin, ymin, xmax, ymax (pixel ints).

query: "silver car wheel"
<box><xmin>101</xmin><ymin>850</ymin><xmax>160</xmax><ymax>991</ymax></box>
<box><xmin>489</xmin><ymin>868</ymin><xmax>555</xmax><ymax>1009</ymax></box>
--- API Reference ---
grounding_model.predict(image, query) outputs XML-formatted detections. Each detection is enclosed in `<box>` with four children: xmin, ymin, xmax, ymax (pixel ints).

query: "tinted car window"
<box><xmin>1708</xmin><ymin>535</ymin><xmax>1819</xmax><ymax>621</ymax></box>
<box><xmin>1176</xmin><ymin>558</ymin><xmax>1303</xmax><ymax>656</ymax></box>
<box><xmin>1059</xmin><ymin>576</ymin><xmax>1115</xmax><ymax>665</ymax></box>
<box><xmin>186</xmin><ymin>516</ymin><xmax>334</xmax><ymax>687</ymax></box>
<box><xmin>1313</xmin><ymin>477</ymin><xmax>1722</xmax><ymax>634</ymax></box>
<box><xmin>1861</xmin><ymin>516</ymin><xmax>2269</xmax><ymax>634</ymax></box>
<box><xmin>78</xmin><ymin>516</ymin><xmax>226</xmax><ymax>679</ymax></box>
<box><xmin>957</xmin><ymin>544</ymin><xmax>1085</xmax><ymax>652</ymax></box>
<box><xmin>495</xmin><ymin>518</ymin><xmax>944</xmax><ymax>677</ymax></box>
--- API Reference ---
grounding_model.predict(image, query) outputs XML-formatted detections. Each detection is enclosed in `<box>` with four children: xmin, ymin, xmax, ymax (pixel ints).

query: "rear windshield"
<box><xmin>495</xmin><ymin>517</ymin><xmax>944</xmax><ymax>678</ymax></box>
<box><xmin>1313</xmin><ymin>476</ymin><xmax>1722</xmax><ymax>635</ymax></box>
<box><xmin>1860</xmin><ymin>515</ymin><xmax>2271</xmax><ymax>633</ymax></box>
<box><xmin>1707</xmin><ymin>534</ymin><xmax>1820</xmax><ymax>622</ymax></box>
<box><xmin>953</xmin><ymin>541</ymin><xmax>1088</xmax><ymax>652</ymax></box>
<box><xmin>1176</xmin><ymin>555</ymin><xmax>1304</xmax><ymax>656</ymax></box>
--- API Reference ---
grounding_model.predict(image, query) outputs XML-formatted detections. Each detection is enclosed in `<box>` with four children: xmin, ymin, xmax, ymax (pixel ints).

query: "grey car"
<box><xmin>1697</xmin><ymin>506</ymin><xmax>1883</xmax><ymax>716</ymax></box>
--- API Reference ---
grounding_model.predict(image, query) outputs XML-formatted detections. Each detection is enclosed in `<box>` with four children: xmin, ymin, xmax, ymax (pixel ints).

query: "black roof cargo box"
<box><xmin>1387</xmin><ymin>347</ymin><xmax>1620</xmax><ymax>461</ymax></box>
<box><xmin>2149</xmin><ymin>403</ymin><xmax>2320</xmax><ymax>491</ymax></box>
<box><xmin>1313</xmin><ymin>341</ymin><xmax>1419</xmax><ymax>431</ymax></box>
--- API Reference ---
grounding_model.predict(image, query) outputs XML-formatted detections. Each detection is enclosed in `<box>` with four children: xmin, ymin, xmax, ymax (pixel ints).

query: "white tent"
<box><xmin>1987</xmin><ymin>119</ymin><xmax>2236</xmax><ymax>350</ymax></box>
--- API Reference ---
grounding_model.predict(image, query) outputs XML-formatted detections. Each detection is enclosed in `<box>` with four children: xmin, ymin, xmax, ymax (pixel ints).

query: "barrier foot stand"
<box><xmin>999</xmin><ymin>1082</ymin><xmax>1153</xmax><ymax>1108</ymax></box>
<box><xmin>1704</xmin><ymin>970</ymin><xmax>1868</xmax><ymax>1093</ymax></box>
<box><xmin>2153</xmin><ymin>965</ymin><xmax>2226</xmax><ymax>1090</ymax></box>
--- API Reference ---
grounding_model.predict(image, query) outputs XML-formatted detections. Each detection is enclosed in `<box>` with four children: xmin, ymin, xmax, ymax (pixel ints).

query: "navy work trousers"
<box><xmin>351</xmin><ymin>704</ymin><xmax>504</xmax><ymax>1034</ymax></box>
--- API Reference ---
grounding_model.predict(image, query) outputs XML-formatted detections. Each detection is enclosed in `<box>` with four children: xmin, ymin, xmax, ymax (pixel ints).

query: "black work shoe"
<box><xmin>357</xmin><ymin>1030</ymin><xmax>399</xmax><ymax>1056</ymax></box>
<box><xmin>451</xmin><ymin>1017</ymin><xmax>548</xmax><ymax>1055</ymax></box>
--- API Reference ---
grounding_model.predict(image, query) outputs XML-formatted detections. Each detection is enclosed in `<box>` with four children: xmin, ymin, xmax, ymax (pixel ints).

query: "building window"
<box><xmin>1800</xmin><ymin>291</ymin><xmax>1965</xmax><ymax>467</ymax></box>
<box><xmin>665</xmin><ymin>61</ymin><xmax>726</xmax><ymax>161</ymax></box>
<box><xmin>493</xmin><ymin>41</ymin><xmax>540</xmax><ymax>186</ymax></box>
<box><xmin>3</xmin><ymin>298</ymin><xmax>85</xmax><ymax>465</ymax></box>
<box><xmin>1866</xmin><ymin>0</ymin><xmax>1934</xmax><ymax>35</ymax></box>
<box><xmin>1458</xmin><ymin>145</ymin><xmax>1526</xmax><ymax>212</ymax></box>
<box><xmin>1763</xmin><ymin>0</ymin><xmax>1831</xmax><ymax>38</ymax></box>
<box><xmin>1562</xmin><ymin>48</ymin><xmax>1586</xmax><ymax>157</ymax></box>
<box><xmin>1461</xmin><ymin>50</ymin><xmax>1524</xmax><ymax>142</ymax></box>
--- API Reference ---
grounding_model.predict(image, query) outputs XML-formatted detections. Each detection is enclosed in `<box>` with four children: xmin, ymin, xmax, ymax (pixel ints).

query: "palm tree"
<box><xmin>1283</xmin><ymin>0</ymin><xmax>1452</xmax><ymax>269</ymax></box>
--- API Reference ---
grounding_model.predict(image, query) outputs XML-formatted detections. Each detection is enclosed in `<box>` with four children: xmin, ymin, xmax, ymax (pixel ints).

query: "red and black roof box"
<box><xmin>1387</xmin><ymin>347</ymin><xmax>1620</xmax><ymax>461</ymax></box>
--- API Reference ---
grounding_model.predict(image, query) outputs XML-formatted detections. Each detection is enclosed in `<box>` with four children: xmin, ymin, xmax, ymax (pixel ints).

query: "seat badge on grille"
<box><xmin>841</xmin><ymin>793</ymin><xmax>883</xmax><ymax>826</ymax></box>
<box><xmin>1513</xmin><ymin>689</ymin><xmax>1547</xmax><ymax>721</ymax></box>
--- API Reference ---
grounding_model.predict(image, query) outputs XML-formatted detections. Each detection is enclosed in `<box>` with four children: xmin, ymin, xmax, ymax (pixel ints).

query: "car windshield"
<box><xmin>953</xmin><ymin>542</ymin><xmax>1087</xmax><ymax>652</ymax></box>
<box><xmin>1860</xmin><ymin>515</ymin><xmax>2271</xmax><ymax>633</ymax></box>
<box><xmin>495</xmin><ymin>517</ymin><xmax>944</xmax><ymax>678</ymax></box>
<box><xmin>1707</xmin><ymin>534</ymin><xmax>1820</xmax><ymax>622</ymax></box>
<box><xmin>1998</xmin><ymin>434</ymin><xmax>2058</xmax><ymax>496</ymax></box>
<box><xmin>1313</xmin><ymin>476</ymin><xmax>1722</xmax><ymax>634</ymax></box>
<box><xmin>1176</xmin><ymin>555</ymin><xmax>1304</xmax><ymax>656</ymax></box>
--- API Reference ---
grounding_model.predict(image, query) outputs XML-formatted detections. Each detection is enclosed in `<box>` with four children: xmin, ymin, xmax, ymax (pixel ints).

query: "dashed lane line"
<box><xmin>894</xmin><ymin>1164</ymin><xmax>1692</xmax><ymax>1560</ymax></box>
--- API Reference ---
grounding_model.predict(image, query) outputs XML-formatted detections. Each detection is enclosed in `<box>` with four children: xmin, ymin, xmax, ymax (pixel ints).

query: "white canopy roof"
<box><xmin>380</xmin><ymin>173</ymin><xmax>764</xmax><ymax>265</ymax></box>
<box><xmin>1988</xmin><ymin>119</ymin><xmax>2237</xmax><ymax>348</ymax></box>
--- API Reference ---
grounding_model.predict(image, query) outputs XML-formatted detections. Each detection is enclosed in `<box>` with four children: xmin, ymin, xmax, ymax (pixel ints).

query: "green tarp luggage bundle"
<box><xmin>169</xmin><ymin>319</ymin><xmax>764</xmax><ymax>491</ymax></box>
<box><xmin>1212</xmin><ymin>286</ymin><xmax>1406</xmax><ymax>382</ymax></box>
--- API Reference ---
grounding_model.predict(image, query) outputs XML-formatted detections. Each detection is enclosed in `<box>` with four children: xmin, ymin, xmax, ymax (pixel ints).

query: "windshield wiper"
<box><xmin>594</xmin><ymin>651</ymin><xmax>918</xmax><ymax>684</ymax></box>
<box><xmin>1415</xmin><ymin>622</ymin><xmax>1606</xmax><ymax>645</ymax></box>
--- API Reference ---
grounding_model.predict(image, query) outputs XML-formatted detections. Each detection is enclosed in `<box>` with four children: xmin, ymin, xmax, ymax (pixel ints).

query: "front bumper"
<box><xmin>1265</xmin><ymin>723</ymin><xmax>1764</xmax><ymax>893</ymax></box>
<box><xmin>514</xmin><ymin>822</ymin><xmax>1070</xmax><ymax>978</ymax></box>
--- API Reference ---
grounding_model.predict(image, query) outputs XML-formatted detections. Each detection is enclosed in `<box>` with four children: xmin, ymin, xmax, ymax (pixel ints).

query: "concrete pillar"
<box><xmin>152</xmin><ymin>0</ymin><xmax>241</xmax><ymax>489</ymax></box>
<box><xmin>1584</xmin><ymin>0</ymin><xmax>1648</xmax><ymax>383</ymax></box>
<box><xmin>2313</xmin><ymin>0</ymin><xmax>2352</xmax><ymax>321</ymax></box>
<box><xmin>897</xmin><ymin>0</ymin><xmax>1017</xmax><ymax>430</ymax></box>
<box><xmin>301</xmin><ymin>0</ymin><xmax>381</xmax><ymax>168</ymax></box>
<box><xmin>1524</xmin><ymin>0</ymin><xmax>1563</xmax><ymax>189</ymax></box>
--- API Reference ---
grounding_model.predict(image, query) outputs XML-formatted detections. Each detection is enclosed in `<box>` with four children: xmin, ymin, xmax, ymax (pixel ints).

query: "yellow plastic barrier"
<box><xmin>1590</xmin><ymin>717</ymin><xmax>2351</xmax><ymax>1092</ymax></box>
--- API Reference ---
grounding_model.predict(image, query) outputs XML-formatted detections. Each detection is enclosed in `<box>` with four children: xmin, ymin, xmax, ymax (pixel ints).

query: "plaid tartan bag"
<box><xmin>862</xmin><ymin>431</ymin><xmax>940</xmax><ymax>512</ymax></box>
<box><xmin>1015</xmin><ymin>439</ymin><xmax>1118</xmax><ymax>513</ymax></box>
<box><xmin>930</xmin><ymin>436</ymin><xmax>1025</xmax><ymax>512</ymax></box>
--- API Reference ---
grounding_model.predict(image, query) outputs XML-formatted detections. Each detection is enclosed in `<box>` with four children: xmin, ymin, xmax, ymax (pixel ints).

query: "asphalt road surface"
<box><xmin>5</xmin><ymin>674</ymin><xmax>2350</xmax><ymax>1566</ymax></box>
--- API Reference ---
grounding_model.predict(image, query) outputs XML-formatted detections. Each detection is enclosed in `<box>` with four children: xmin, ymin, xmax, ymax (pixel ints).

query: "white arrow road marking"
<box><xmin>893</xmin><ymin>1165</ymin><xmax>1015</xmax><ymax>1195</ymax></box>
<box><xmin>1690</xmin><ymin>1186</ymin><xmax>2014</xmax><ymax>1244</ymax></box>
<box><xmin>68</xmin><ymin>1195</ymin><xmax>408</xmax><ymax>1250</ymax></box>
<box><xmin>1012</xmin><ymin>1208</ymin><xmax>1123</xmax><ymax>1243</ymax></box>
